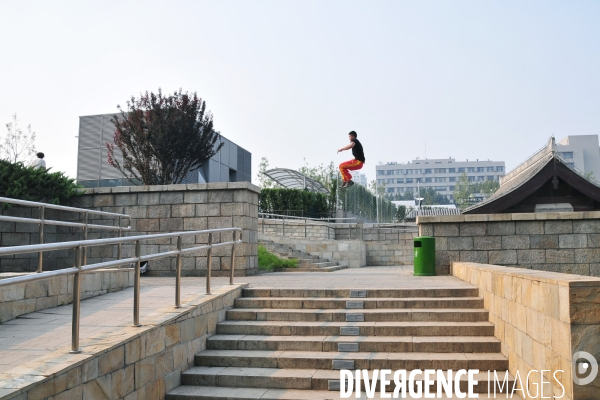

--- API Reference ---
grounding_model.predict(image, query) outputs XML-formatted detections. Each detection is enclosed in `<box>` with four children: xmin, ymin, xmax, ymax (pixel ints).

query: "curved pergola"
<box><xmin>263</xmin><ymin>168</ymin><xmax>330</xmax><ymax>194</ymax></box>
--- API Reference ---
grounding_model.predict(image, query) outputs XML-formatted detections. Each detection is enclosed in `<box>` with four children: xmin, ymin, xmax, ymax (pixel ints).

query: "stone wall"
<box><xmin>259</xmin><ymin>234</ymin><xmax>367</xmax><ymax>268</ymax></box>
<box><xmin>453</xmin><ymin>261</ymin><xmax>600</xmax><ymax>400</ymax></box>
<box><xmin>258</xmin><ymin>219</ymin><xmax>335</xmax><ymax>240</ymax></box>
<box><xmin>418</xmin><ymin>212</ymin><xmax>600</xmax><ymax>275</ymax></box>
<box><xmin>0</xmin><ymin>268</ymin><xmax>133</xmax><ymax>324</ymax></box>
<box><xmin>0</xmin><ymin>183</ymin><xmax>260</xmax><ymax>277</ymax></box>
<box><xmin>0</xmin><ymin>284</ymin><xmax>243</xmax><ymax>400</ymax></box>
<box><xmin>362</xmin><ymin>227</ymin><xmax>417</xmax><ymax>266</ymax></box>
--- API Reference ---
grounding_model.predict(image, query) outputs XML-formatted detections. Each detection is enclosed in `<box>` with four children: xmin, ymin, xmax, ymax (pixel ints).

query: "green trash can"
<box><xmin>414</xmin><ymin>236</ymin><xmax>436</xmax><ymax>276</ymax></box>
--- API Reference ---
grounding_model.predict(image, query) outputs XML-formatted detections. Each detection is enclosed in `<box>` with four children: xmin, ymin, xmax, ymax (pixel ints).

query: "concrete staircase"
<box><xmin>259</xmin><ymin>240</ymin><xmax>347</xmax><ymax>272</ymax></box>
<box><xmin>167</xmin><ymin>287</ymin><xmax>519</xmax><ymax>399</ymax></box>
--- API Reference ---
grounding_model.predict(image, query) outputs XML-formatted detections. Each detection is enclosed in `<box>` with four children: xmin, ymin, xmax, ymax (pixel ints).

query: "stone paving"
<box><xmin>0</xmin><ymin>266</ymin><xmax>473</xmax><ymax>376</ymax></box>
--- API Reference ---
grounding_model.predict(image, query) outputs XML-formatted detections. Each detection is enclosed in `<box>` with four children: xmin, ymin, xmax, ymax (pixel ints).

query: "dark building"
<box><xmin>464</xmin><ymin>137</ymin><xmax>600</xmax><ymax>214</ymax></box>
<box><xmin>76</xmin><ymin>114</ymin><xmax>251</xmax><ymax>188</ymax></box>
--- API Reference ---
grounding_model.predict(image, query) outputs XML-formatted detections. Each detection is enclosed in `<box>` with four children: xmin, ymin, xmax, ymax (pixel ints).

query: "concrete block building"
<box><xmin>556</xmin><ymin>135</ymin><xmax>600</xmax><ymax>180</ymax></box>
<box><xmin>376</xmin><ymin>157</ymin><xmax>505</xmax><ymax>202</ymax></box>
<box><xmin>77</xmin><ymin>113</ymin><xmax>251</xmax><ymax>188</ymax></box>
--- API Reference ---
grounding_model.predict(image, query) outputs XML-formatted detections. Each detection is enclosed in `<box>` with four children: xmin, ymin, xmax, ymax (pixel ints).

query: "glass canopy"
<box><xmin>263</xmin><ymin>168</ymin><xmax>330</xmax><ymax>194</ymax></box>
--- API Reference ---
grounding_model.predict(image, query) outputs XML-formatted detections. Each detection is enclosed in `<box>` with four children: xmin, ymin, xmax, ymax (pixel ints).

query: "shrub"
<box><xmin>259</xmin><ymin>188</ymin><xmax>329</xmax><ymax>218</ymax></box>
<box><xmin>258</xmin><ymin>245</ymin><xmax>298</xmax><ymax>270</ymax></box>
<box><xmin>0</xmin><ymin>160</ymin><xmax>82</xmax><ymax>205</ymax></box>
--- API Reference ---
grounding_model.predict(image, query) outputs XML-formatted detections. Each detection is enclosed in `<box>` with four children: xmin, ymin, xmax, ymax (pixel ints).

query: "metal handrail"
<box><xmin>259</xmin><ymin>212</ymin><xmax>362</xmax><ymax>239</ymax></box>
<box><xmin>0</xmin><ymin>196</ymin><xmax>131</xmax><ymax>272</ymax></box>
<box><xmin>0</xmin><ymin>227</ymin><xmax>243</xmax><ymax>353</ymax></box>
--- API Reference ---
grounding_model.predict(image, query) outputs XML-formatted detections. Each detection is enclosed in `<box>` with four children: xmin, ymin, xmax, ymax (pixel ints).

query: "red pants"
<box><xmin>339</xmin><ymin>159</ymin><xmax>364</xmax><ymax>182</ymax></box>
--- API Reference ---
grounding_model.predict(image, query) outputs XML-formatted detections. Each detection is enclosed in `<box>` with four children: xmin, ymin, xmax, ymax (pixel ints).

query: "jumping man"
<box><xmin>337</xmin><ymin>131</ymin><xmax>365</xmax><ymax>188</ymax></box>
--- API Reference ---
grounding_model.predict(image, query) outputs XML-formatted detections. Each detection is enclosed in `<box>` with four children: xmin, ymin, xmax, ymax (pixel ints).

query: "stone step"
<box><xmin>296</xmin><ymin>261</ymin><xmax>338</xmax><ymax>268</ymax></box>
<box><xmin>241</xmin><ymin>288</ymin><xmax>480</xmax><ymax>298</ymax></box>
<box><xmin>194</xmin><ymin>350</ymin><xmax>509</xmax><ymax>371</ymax></box>
<box><xmin>234</xmin><ymin>297</ymin><xmax>484</xmax><ymax>309</ymax></box>
<box><xmin>180</xmin><ymin>366</ymin><xmax>515</xmax><ymax>393</ymax></box>
<box><xmin>167</xmin><ymin>385</ymin><xmax>522</xmax><ymax>399</ymax></box>
<box><xmin>216</xmin><ymin>321</ymin><xmax>496</xmax><ymax>337</ymax></box>
<box><xmin>225</xmin><ymin>308</ymin><xmax>490</xmax><ymax>323</ymax></box>
<box><xmin>274</xmin><ymin>265</ymin><xmax>347</xmax><ymax>273</ymax></box>
<box><xmin>298</xmin><ymin>257</ymin><xmax>330</xmax><ymax>264</ymax></box>
<box><xmin>207</xmin><ymin>335</ymin><xmax>501</xmax><ymax>353</ymax></box>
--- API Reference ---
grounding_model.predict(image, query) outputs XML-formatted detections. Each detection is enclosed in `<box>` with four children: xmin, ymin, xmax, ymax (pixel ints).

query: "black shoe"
<box><xmin>340</xmin><ymin>181</ymin><xmax>348</xmax><ymax>188</ymax></box>
<box><xmin>347</xmin><ymin>180</ymin><xmax>355</xmax><ymax>187</ymax></box>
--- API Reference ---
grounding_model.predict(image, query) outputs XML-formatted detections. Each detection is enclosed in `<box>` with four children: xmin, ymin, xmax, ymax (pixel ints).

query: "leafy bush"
<box><xmin>259</xmin><ymin>188</ymin><xmax>330</xmax><ymax>218</ymax></box>
<box><xmin>258</xmin><ymin>245</ymin><xmax>298</xmax><ymax>270</ymax></box>
<box><xmin>0</xmin><ymin>160</ymin><xmax>82</xmax><ymax>205</ymax></box>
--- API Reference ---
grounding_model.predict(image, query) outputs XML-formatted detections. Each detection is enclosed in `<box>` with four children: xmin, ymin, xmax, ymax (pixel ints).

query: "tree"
<box><xmin>106</xmin><ymin>88</ymin><xmax>223</xmax><ymax>185</ymax></box>
<box><xmin>453</xmin><ymin>173</ymin><xmax>472</xmax><ymax>210</ymax></box>
<box><xmin>257</xmin><ymin>157</ymin><xmax>277</xmax><ymax>188</ymax></box>
<box><xmin>1</xmin><ymin>114</ymin><xmax>36</xmax><ymax>164</ymax></box>
<box><xmin>475</xmin><ymin>180</ymin><xmax>500</xmax><ymax>197</ymax></box>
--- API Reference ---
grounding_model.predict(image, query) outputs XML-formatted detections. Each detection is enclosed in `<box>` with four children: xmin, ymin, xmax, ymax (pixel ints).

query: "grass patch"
<box><xmin>258</xmin><ymin>245</ymin><xmax>298</xmax><ymax>271</ymax></box>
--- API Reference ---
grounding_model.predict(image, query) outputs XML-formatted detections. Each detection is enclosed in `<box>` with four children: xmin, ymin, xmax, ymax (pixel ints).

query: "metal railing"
<box><xmin>0</xmin><ymin>227</ymin><xmax>243</xmax><ymax>353</ymax></box>
<box><xmin>0</xmin><ymin>196</ymin><xmax>131</xmax><ymax>272</ymax></box>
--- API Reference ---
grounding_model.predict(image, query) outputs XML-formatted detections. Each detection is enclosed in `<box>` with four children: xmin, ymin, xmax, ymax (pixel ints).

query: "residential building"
<box><xmin>76</xmin><ymin>113</ymin><xmax>251</xmax><ymax>188</ymax></box>
<box><xmin>350</xmin><ymin>171</ymin><xmax>368</xmax><ymax>187</ymax></box>
<box><xmin>375</xmin><ymin>157</ymin><xmax>505</xmax><ymax>202</ymax></box>
<box><xmin>556</xmin><ymin>135</ymin><xmax>600</xmax><ymax>180</ymax></box>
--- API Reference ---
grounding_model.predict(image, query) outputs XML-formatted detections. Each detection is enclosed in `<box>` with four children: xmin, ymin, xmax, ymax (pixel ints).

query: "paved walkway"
<box><xmin>0</xmin><ymin>266</ymin><xmax>473</xmax><ymax>376</ymax></box>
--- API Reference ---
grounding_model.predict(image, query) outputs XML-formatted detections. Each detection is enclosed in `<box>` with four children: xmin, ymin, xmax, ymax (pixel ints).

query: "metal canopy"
<box><xmin>263</xmin><ymin>168</ymin><xmax>330</xmax><ymax>194</ymax></box>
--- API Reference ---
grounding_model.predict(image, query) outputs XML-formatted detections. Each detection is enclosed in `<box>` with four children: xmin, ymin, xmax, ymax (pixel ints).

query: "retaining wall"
<box><xmin>418</xmin><ymin>212</ymin><xmax>600</xmax><ymax>275</ymax></box>
<box><xmin>0</xmin><ymin>182</ymin><xmax>260</xmax><ymax>277</ymax></box>
<box><xmin>258</xmin><ymin>219</ymin><xmax>335</xmax><ymax>240</ymax></box>
<box><xmin>453</xmin><ymin>261</ymin><xmax>600</xmax><ymax>400</ymax></box>
<box><xmin>0</xmin><ymin>268</ymin><xmax>134</xmax><ymax>324</ymax></box>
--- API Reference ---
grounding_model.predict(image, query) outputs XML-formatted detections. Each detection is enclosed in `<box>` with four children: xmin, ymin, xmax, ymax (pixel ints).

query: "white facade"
<box><xmin>350</xmin><ymin>171</ymin><xmax>367</xmax><ymax>187</ymax></box>
<box><xmin>556</xmin><ymin>135</ymin><xmax>600</xmax><ymax>180</ymax></box>
<box><xmin>376</xmin><ymin>157</ymin><xmax>505</xmax><ymax>201</ymax></box>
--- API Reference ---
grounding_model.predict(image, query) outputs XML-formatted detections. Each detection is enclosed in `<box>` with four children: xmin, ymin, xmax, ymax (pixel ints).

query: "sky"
<box><xmin>1</xmin><ymin>1</ymin><xmax>599</xmax><ymax>185</ymax></box>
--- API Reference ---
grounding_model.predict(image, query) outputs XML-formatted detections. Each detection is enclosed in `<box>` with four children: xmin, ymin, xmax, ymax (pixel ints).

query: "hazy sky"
<box><xmin>1</xmin><ymin>1</ymin><xmax>599</xmax><ymax>184</ymax></box>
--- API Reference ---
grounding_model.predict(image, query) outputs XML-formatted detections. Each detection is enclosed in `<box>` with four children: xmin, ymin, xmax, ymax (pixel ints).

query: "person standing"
<box><xmin>337</xmin><ymin>131</ymin><xmax>365</xmax><ymax>188</ymax></box>
<box><xmin>31</xmin><ymin>152</ymin><xmax>46</xmax><ymax>169</ymax></box>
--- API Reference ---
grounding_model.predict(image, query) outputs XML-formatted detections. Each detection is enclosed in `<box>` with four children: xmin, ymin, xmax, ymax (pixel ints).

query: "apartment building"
<box><xmin>556</xmin><ymin>135</ymin><xmax>600</xmax><ymax>180</ymax></box>
<box><xmin>375</xmin><ymin>157</ymin><xmax>505</xmax><ymax>201</ymax></box>
<box><xmin>350</xmin><ymin>171</ymin><xmax>368</xmax><ymax>187</ymax></box>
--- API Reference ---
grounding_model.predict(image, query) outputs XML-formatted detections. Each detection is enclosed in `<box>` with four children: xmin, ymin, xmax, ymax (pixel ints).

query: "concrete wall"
<box><xmin>418</xmin><ymin>212</ymin><xmax>600</xmax><ymax>275</ymax></box>
<box><xmin>453</xmin><ymin>261</ymin><xmax>600</xmax><ymax>400</ymax></box>
<box><xmin>1</xmin><ymin>284</ymin><xmax>243</xmax><ymax>400</ymax></box>
<box><xmin>0</xmin><ymin>268</ymin><xmax>133</xmax><ymax>324</ymax></box>
<box><xmin>362</xmin><ymin>227</ymin><xmax>417</xmax><ymax>266</ymax></box>
<box><xmin>0</xmin><ymin>182</ymin><xmax>260</xmax><ymax>277</ymax></box>
<box><xmin>258</xmin><ymin>219</ymin><xmax>335</xmax><ymax>240</ymax></box>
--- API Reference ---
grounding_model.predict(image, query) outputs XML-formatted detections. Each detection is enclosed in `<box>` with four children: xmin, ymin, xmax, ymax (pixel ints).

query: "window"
<box><xmin>386</xmin><ymin>179</ymin><xmax>394</xmax><ymax>184</ymax></box>
<box><xmin>496</xmin><ymin>166</ymin><xmax>504</xmax><ymax>172</ymax></box>
<box><xmin>425</xmin><ymin>162</ymin><xmax>429</xmax><ymax>164</ymax></box>
<box><xmin>448</xmin><ymin>168</ymin><xmax>456</xmax><ymax>173</ymax></box>
<box><xmin>406</xmin><ymin>178</ymin><xmax>413</xmax><ymax>183</ymax></box>
<box><xmin>387</xmin><ymin>170</ymin><xmax>394</xmax><ymax>175</ymax></box>
<box><xmin>457</xmin><ymin>167</ymin><xmax>465</xmax><ymax>173</ymax></box>
<box><xmin>487</xmin><ymin>176</ymin><xmax>495</xmax><ymax>181</ymax></box>
<box><xmin>414</xmin><ymin>169</ymin><xmax>422</xmax><ymax>174</ymax></box>
<box><xmin>377</xmin><ymin>179</ymin><xmax>385</xmax><ymax>185</ymax></box>
<box><xmin>377</xmin><ymin>170</ymin><xmax>384</xmax><ymax>175</ymax></box>
<box><xmin>449</xmin><ymin>186</ymin><xmax>455</xmax><ymax>191</ymax></box>
<box><xmin>397</xmin><ymin>187</ymin><xmax>405</xmax><ymax>192</ymax></box>
<box><xmin>449</xmin><ymin>177</ymin><xmax>456</xmax><ymax>182</ymax></box>
<box><xmin>397</xmin><ymin>178</ymin><xmax>404</xmax><ymax>184</ymax></box>
<box><xmin>396</xmin><ymin>169</ymin><xmax>403</xmax><ymax>175</ymax></box>
<box><xmin>468</xmin><ymin>167</ymin><xmax>475</xmax><ymax>173</ymax></box>
<box><xmin>424</xmin><ymin>169</ymin><xmax>432</xmax><ymax>174</ymax></box>
<box><xmin>424</xmin><ymin>178</ymin><xmax>432</xmax><ymax>183</ymax></box>
<box><xmin>386</xmin><ymin>187</ymin><xmax>394</xmax><ymax>193</ymax></box>
<box><xmin>435</xmin><ymin>162</ymin><xmax>442</xmax><ymax>164</ymax></box>
<box><xmin>477</xmin><ymin>176</ymin><xmax>485</xmax><ymax>181</ymax></box>
<box><xmin>434</xmin><ymin>186</ymin><xmax>447</xmax><ymax>191</ymax></box>
<box><xmin>486</xmin><ymin>166</ymin><xmax>495</xmax><ymax>172</ymax></box>
<box><xmin>434</xmin><ymin>168</ymin><xmax>446</xmax><ymax>174</ymax></box>
<box><xmin>434</xmin><ymin>177</ymin><xmax>446</xmax><ymax>182</ymax></box>
<box><xmin>561</xmin><ymin>152</ymin><xmax>574</xmax><ymax>159</ymax></box>
<box><xmin>468</xmin><ymin>176</ymin><xmax>475</xmax><ymax>182</ymax></box>
<box><xmin>477</xmin><ymin>167</ymin><xmax>484</xmax><ymax>172</ymax></box>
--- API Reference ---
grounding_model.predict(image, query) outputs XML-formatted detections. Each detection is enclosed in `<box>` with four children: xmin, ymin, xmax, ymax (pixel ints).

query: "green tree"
<box><xmin>1</xmin><ymin>114</ymin><xmax>36</xmax><ymax>164</ymax></box>
<box><xmin>257</xmin><ymin>157</ymin><xmax>277</xmax><ymax>188</ymax></box>
<box><xmin>453</xmin><ymin>173</ymin><xmax>472</xmax><ymax>210</ymax></box>
<box><xmin>475</xmin><ymin>180</ymin><xmax>500</xmax><ymax>197</ymax></box>
<box><xmin>107</xmin><ymin>88</ymin><xmax>223</xmax><ymax>185</ymax></box>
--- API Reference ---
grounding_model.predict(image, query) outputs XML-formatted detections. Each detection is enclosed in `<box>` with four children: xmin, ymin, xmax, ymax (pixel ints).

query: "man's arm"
<box><xmin>337</xmin><ymin>142</ymin><xmax>355</xmax><ymax>153</ymax></box>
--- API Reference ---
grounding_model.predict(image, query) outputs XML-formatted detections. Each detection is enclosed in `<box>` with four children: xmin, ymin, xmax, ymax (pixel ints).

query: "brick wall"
<box><xmin>0</xmin><ymin>182</ymin><xmax>260</xmax><ymax>277</ymax></box>
<box><xmin>258</xmin><ymin>219</ymin><xmax>335</xmax><ymax>240</ymax></box>
<box><xmin>418</xmin><ymin>212</ymin><xmax>600</xmax><ymax>275</ymax></box>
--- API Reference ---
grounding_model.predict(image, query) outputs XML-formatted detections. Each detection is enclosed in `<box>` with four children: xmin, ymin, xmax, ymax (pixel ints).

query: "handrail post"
<box><xmin>304</xmin><ymin>218</ymin><xmax>307</xmax><ymax>239</ymax></box>
<box><xmin>282</xmin><ymin>219</ymin><xmax>285</xmax><ymax>237</ymax></box>
<box><xmin>175</xmin><ymin>236</ymin><xmax>182</xmax><ymax>308</ymax></box>
<box><xmin>206</xmin><ymin>233</ymin><xmax>213</xmax><ymax>295</ymax></box>
<box><xmin>229</xmin><ymin>231</ymin><xmax>237</xmax><ymax>285</ymax></box>
<box><xmin>82</xmin><ymin>212</ymin><xmax>88</xmax><ymax>266</ymax></box>
<box><xmin>70</xmin><ymin>246</ymin><xmax>82</xmax><ymax>354</ymax></box>
<box><xmin>117</xmin><ymin>216</ymin><xmax>122</xmax><ymax>260</ymax></box>
<box><xmin>133</xmin><ymin>240</ymin><xmax>141</xmax><ymax>327</ymax></box>
<box><xmin>37</xmin><ymin>206</ymin><xmax>45</xmax><ymax>273</ymax></box>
